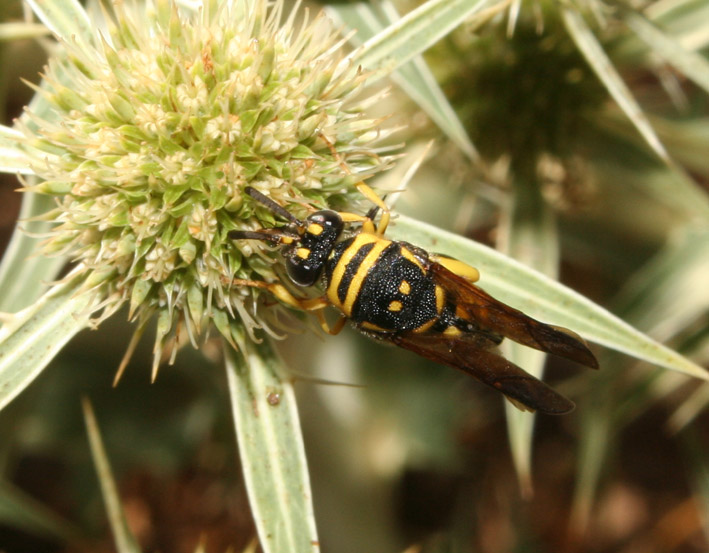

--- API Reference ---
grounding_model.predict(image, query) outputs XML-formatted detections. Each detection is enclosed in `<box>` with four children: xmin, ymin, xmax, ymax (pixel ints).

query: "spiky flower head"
<box><xmin>16</xmin><ymin>0</ymin><xmax>392</xmax><ymax>373</ymax></box>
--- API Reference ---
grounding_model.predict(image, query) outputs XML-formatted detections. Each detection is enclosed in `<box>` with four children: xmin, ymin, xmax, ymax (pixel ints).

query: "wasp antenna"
<box><xmin>229</xmin><ymin>229</ymin><xmax>291</xmax><ymax>243</ymax></box>
<box><xmin>244</xmin><ymin>187</ymin><xmax>302</xmax><ymax>226</ymax></box>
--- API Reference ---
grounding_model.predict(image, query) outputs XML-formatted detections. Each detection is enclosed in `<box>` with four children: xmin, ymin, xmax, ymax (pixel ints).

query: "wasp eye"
<box><xmin>308</xmin><ymin>210</ymin><xmax>342</xmax><ymax>228</ymax></box>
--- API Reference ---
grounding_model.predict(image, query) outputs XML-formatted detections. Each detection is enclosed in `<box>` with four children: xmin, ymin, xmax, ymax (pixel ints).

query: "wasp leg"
<box><xmin>318</xmin><ymin>133</ymin><xmax>390</xmax><ymax>235</ymax></box>
<box><xmin>313</xmin><ymin>309</ymin><xmax>347</xmax><ymax>336</ymax></box>
<box><xmin>338</xmin><ymin>212</ymin><xmax>377</xmax><ymax>234</ymax></box>
<box><xmin>230</xmin><ymin>279</ymin><xmax>346</xmax><ymax>335</ymax></box>
<box><xmin>429</xmin><ymin>254</ymin><xmax>480</xmax><ymax>283</ymax></box>
<box><xmin>230</xmin><ymin>279</ymin><xmax>310</xmax><ymax>310</ymax></box>
<box><xmin>354</xmin><ymin>181</ymin><xmax>390</xmax><ymax>235</ymax></box>
<box><xmin>301</xmin><ymin>297</ymin><xmax>346</xmax><ymax>335</ymax></box>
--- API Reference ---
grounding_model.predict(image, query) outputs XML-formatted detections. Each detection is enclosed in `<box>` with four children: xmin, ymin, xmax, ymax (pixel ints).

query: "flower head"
<box><xmin>16</xmin><ymin>0</ymin><xmax>392</xmax><ymax>374</ymax></box>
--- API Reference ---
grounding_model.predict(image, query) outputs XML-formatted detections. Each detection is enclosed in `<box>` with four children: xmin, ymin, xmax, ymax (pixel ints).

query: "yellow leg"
<box><xmin>314</xmin><ymin>310</ymin><xmax>347</xmax><ymax>336</ymax></box>
<box><xmin>354</xmin><ymin>181</ymin><xmax>390</xmax><ymax>235</ymax></box>
<box><xmin>231</xmin><ymin>279</ymin><xmax>300</xmax><ymax>309</ymax></box>
<box><xmin>338</xmin><ymin>212</ymin><xmax>377</xmax><ymax>234</ymax></box>
<box><xmin>429</xmin><ymin>254</ymin><xmax>480</xmax><ymax>283</ymax></box>
<box><xmin>230</xmin><ymin>278</ymin><xmax>345</xmax><ymax>334</ymax></box>
<box><xmin>230</xmin><ymin>279</ymin><xmax>326</xmax><ymax>311</ymax></box>
<box><xmin>319</xmin><ymin>133</ymin><xmax>391</xmax><ymax>235</ymax></box>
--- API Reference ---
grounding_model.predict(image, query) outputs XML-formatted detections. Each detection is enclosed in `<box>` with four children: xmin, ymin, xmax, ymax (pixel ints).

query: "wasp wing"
<box><xmin>388</xmin><ymin>332</ymin><xmax>575</xmax><ymax>414</ymax></box>
<box><xmin>429</xmin><ymin>262</ymin><xmax>599</xmax><ymax>369</ymax></box>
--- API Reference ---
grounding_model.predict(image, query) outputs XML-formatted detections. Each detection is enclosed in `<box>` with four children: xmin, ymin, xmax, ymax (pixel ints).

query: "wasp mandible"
<box><xmin>229</xmin><ymin>185</ymin><xmax>598</xmax><ymax>414</ymax></box>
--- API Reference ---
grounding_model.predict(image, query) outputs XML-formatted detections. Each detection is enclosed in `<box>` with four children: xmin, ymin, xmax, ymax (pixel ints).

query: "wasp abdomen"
<box><xmin>325</xmin><ymin>235</ymin><xmax>440</xmax><ymax>332</ymax></box>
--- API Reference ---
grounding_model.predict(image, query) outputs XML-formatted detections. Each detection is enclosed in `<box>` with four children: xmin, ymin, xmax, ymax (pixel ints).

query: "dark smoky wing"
<box><xmin>389</xmin><ymin>333</ymin><xmax>575</xmax><ymax>415</ymax></box>
<box><xmin>429</xmin><ymin>263</ymin><xmax>599</xmax><ymax>369</ymax></box>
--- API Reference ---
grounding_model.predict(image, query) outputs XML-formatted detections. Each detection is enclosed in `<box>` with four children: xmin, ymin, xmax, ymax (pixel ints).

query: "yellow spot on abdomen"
<box><xmin>412</xmin><ymin>319</ymin><xmax>437</xmax><ymax>333</ymax></box>
<box><xmin>443</xmin><ymin>326</ymin><xmax>462</xmax><ymax>337</ymax></box>
<box><xmin>296</xmin><ymin>247</ymin><xmax>310</xmax><ymax>259</ymax></box>
<box><xmin>435</xmin><ymin>285</ymin><xmax>445</xmax><ymax>313</ymax></box>
<box><xmin>388</xmin><ymin>300</ymin><xmax>403</xmax><ymax>312</ymax></box>
<box><xmin>398</xmin><ymin>280</ymin><xmax>411</xmax><ymax>295</ymax></box>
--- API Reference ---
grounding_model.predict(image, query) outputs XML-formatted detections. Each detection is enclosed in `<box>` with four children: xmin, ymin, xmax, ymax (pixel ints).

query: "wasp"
<box><xmin>230</xmin><ymin>185</ymin><xmax>598</xmax><ymax>414</ymax></box>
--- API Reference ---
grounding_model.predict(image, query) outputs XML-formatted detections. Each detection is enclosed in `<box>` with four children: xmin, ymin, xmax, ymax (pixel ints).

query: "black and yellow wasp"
<box><xmin>230</xmin><ymin>185</ymin><xmax>598</xmax><ymax>415</ymax></box>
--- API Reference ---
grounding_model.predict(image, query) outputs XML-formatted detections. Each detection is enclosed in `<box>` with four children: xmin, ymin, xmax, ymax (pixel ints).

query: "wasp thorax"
<box><xmin>285</xmin><ymin>211</ymin><xmax>344</xmax><ymax>287</ymax></box>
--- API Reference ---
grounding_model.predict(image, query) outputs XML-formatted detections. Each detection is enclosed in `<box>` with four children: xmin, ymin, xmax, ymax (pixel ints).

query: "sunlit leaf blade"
<box><xmin>389</xmin><ymin>215</ymin><xmax>707</xmax><ymax>380</ymax></box>
<box><xmin>624</xmin><ymin>10</ymin><xmax>709</xmax><ymax>96</ymax></box>
<box><xmin>561</xmin><ymin>7</ymin><xmax>671</xmax><ymax>163</ymax></box>
<box><xmin>225</xmin><ymin>338</ymin><xmax>319</xmax><ymax>553</ymax></box>
<box><xmin>0</xmin><ymin>479</ymin><xmax>80</xmax><ymax>542</ymax></box>
<box><xmin>572</xmin><ymin>226</ymin><xmax>709</xmax><ymax>531</ymax></box>
<box><xmin>0</xmin><ymin>146</ymin><xmax>32</xmax><ymax>174</ymax></box>
<box><xmin>348</xmin><ymin>0</ymin><xmax>498</xmax><ymax>76</ymax></box>
<box><xmin>611</xmin><ymin>227</ymin><xmax>709</xmax><ymax>430</ymax></box>
<box><xmin>0</xmin><ymin>190</ymin><xmax>68</xmax><ymax>313</ymax></box>
<box><xmin>571</xmin><ymin>401</ymin><xmax>612</xmax><ymax>533</ymax></box>
<box><xmin>584</xmin><ymin>119</ymin><xmax>709</xmax><ymax>218</ymax></box>
<box><xmin>0</xmin><ymin>22</ymin><xmax>50</xmax><ymax>40</ymax></box>
<box><xmin>82</xmin><ymin>398</ymin><xmax>142</xmax><ymax>553</ymax></box>
<box><xmin>25</xmin><ymin>0</ymin><xmax>94</xmax><ymax>49</ymax></box>
<box><xmin>0</xmin><ymin>125</ymin><xmax>34</xmax><ymax>174</ymax></box>
<box><xmin>503</xmin><ymin>346</ymin><xmax>546</xmax><ymax>494</ymax></box>
<box><xmin>612</xmin><ymin>227</ymin><xmax>709</xmax><ymax>343</ymax></box>
<box><xmin>651</xmin><ymin>117</ymin><xmax>709</xmax><ymax>178</ymax></box>
<box><xmin>669</xmin><ymin>380</ymin><xmax>709</xmax><ymax>432</ymax></box>
<box><xmin>499</xmin><ymin>182</ymin><xmax>560</xmax><ymax>496</ymax></box>
<box><xmin>685</xmin><ymin>432</ymin><xmax>709</xmax><ymax>543</ymax></box>
<box><xmin>0</xmin><ymin>268</ymin><xmax>91</xmax><ymax>412</ymax></box>
<box><xmin>646</xmin><ymin>0</ymin><xmax>709</xmax><ymax>52</ymax></box>
<box><xmin>328</xmin><ymin>1</ymin><xmax>478</xmax><ymax>160</ymax></box>
<box><xmin>506</xmin><ymin>0</ymin><xmax>522</xmax><ymax>35</ymax></box>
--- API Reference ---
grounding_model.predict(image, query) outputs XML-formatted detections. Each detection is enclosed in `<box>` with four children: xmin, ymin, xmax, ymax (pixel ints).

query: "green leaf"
<box><xmin>225</xmin><ymin>337</ymin><xmax>319</xmax><ymax>553</ymax></box>
<box><xmin>329</xmin><ymin>1</ymin><xmax>478</xmax><ymax>160</ymax></box>
<box><xmin>0</xmin><ymin>479</ymin><xmax>80</xmax><ymax>542</ymax></box>
<box><xmin>684</xmin><ymin>432</ymin><xmax>709</xmax><ymax>542</ymax></box>
<box><xmin>613</xmin><ymin>227</ymin><xmax>709</xmax><ymax>430</ymax></box>
<box><xmin>646</xmin><ymin>0</ymin><xmax>709</xmax><ymax>52</ymax></box>
<box><xmin>0</xmin><ymin>125</ymin><xmax>34</xmax><ymax>174</ymax></box>
<box><xmin>571</xmin><ymin>401</ymin><xmax>613</xmax><ymax>533</ymax></box>
<box><xmin>0</xmin><ymin>22</ymin><xmax>50</xmax><ymax>41</ymax></box>
<box><xmin>612</xmin><ymin>227</ymin><xmax>709</xmax><ymax>343</ymax></box>
<box><xmin>669</xmin><ymin>382</ymin><xmax>709</xmax><ymax>432</ymax></box>
<box><xmin>25</xmin><ymin>0</ymin><xmax>94</xmax><ymax>50</ymax></box>
<box><xmin>388</xmin><ymin>215</ymin><xmax>708</xmax><ymax>380</ymax></box>
<box><xmin>82</xmin><ymin>398</ymin><xmax>142</xmax><ymax>553</ymax></box>
<box><xmin>571</xmin><ymin>226</ymin><xmax>709</xmax><ymax>533</ymax></box>
<box><xmin>0</xmin><ymin>190</ymin><xmax>67</xmax><ymax>313</ymax></box>
<box><xmin>583</xmin><ymin>119</ymin><xmax>709</xmax><ymax>218</ymax></box>
<box><xmin>348</xmin><ymin>0</ymin><xmax>499</xmax><ymax>77</ymax></box>
<box><xmin>562</xmin><ymin>7</ymin><xmax>670</xmax><ymax>163</ymax></box>
<box><xmin>498</xmin><ymin>182</ymin><xmax>560</xmax><ymax>497</ymax></box>
<box><xmin>652</xmin><ymin>116</ymin><xmax>709</xmax><ymax>179</ymax></box>
<box><xmin>0</xmin><ymin>268</ymin><xmax>92</xmax><ymax>412</ymax></box>
<box><xmin>624</xmin><ymin>10</ymin><xmax>709</xmax><ymax>96</ymax></box>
